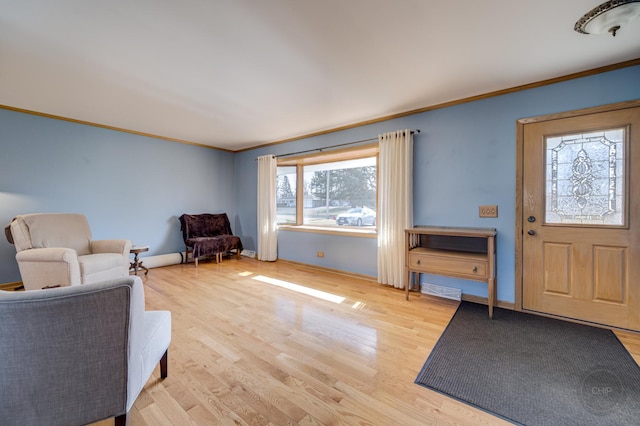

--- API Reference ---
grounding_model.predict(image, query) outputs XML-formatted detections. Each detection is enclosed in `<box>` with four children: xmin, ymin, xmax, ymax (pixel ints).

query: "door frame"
<box><xmin>515</xmin><ymin>99</ymin><xmax>640</xmax><ymax>312</ymax></box>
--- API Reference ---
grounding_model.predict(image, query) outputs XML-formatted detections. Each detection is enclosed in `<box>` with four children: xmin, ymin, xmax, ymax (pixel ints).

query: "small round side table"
<box><xmin>130</xmin><ymin>245</ymin><xmax>149</xmax><ymax>276</ymax></box>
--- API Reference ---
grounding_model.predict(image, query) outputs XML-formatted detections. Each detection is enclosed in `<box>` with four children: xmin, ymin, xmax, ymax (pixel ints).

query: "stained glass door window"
<box><xmin>545</xmin><ymin>128</ymin><xmax>626</xmax><ymax>226</ymax></box>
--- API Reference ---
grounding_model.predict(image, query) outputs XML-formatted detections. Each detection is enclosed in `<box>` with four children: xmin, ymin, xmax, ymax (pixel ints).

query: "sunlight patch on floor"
<box><xmin>351</xmin><ymin>301</ymin><xmax>367</xmax><ymax>310</ymax></box>
<box><xmin>252</xmin><ymin>275</ymin><xmax>346</xmax><ymax>304</ymax></box>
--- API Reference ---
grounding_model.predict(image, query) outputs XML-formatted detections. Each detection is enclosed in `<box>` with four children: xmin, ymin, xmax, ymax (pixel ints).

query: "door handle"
<box><xmin>528</xmin><ymin>230</ymin><xmax>536</xmax><ymax>236</ymax></box>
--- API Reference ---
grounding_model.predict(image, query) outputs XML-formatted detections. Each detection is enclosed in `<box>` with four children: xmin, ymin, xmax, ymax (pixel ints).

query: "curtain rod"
<box><xmin>265</xmin><ymin>129</ymin><xmax>420</xmax><ymax>159</ymax></box>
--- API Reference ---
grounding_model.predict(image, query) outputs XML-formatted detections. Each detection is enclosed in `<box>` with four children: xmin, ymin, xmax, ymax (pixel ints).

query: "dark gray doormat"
<box><xmin>415</xmin><ymin>302</ymin><xmax>640</xmax><ymax>426</ymax></box>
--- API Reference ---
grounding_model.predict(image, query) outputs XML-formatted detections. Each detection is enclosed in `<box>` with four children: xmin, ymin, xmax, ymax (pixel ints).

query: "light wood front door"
<box><xmin>522</xmin><ymin>104</ymin><xmax>640</xmax><ymax>331</ymax></box>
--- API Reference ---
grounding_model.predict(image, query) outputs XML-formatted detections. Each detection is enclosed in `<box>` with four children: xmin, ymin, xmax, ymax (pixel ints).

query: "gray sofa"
<box><xmin>0</xmin><ymin>276</ymin><xmax>171</xmax><ymax>425</ymax></box>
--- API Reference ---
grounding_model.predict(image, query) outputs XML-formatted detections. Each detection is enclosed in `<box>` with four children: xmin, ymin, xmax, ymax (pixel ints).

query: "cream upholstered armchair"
<box><xmin>5</xmin><ymin>213</ymin><xmax>132</xmax><ymax>290</ymax></box>
<box><xmin>0</xmin><ymin>276</ymin><xmax>171</xmax><ymax>426</ymax></box>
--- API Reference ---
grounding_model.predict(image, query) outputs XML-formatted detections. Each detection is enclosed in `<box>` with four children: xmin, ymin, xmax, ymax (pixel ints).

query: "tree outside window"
<box><xmin>276</xmin><ymin>166</ymin><xmax>296</xmax><ymax>224</ymax></box>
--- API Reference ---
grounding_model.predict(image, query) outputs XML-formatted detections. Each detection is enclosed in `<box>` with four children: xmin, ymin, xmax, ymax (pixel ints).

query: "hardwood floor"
<box><xmin>94</xmin><ymin>257</ymin><xmax>638</xmax><ymax>425</ymax></box>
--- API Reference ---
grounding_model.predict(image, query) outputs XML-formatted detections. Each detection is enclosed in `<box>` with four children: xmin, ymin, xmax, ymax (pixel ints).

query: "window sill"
<box><xmin>277</xmin><ymin>225</ymin><xmax>377</xmax><ymax>238</ymax></box>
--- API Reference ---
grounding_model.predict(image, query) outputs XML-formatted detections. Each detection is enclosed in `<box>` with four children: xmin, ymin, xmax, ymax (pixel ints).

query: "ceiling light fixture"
<box><xmin>575</xmin><ymin>0</ymin><xmax>640</xmax><ymax>36</ymax></box>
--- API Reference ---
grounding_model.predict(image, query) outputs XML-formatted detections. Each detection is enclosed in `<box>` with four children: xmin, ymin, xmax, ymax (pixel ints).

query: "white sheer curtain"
<box><xmin>377</xmin><ymin>129</ymin><xmax>414</xmax><ymax>288</ymax></box>
<box><xmin>257</xmin><ymin>155</ymin><xmax>278</xmax><ymax>261</ymax></box>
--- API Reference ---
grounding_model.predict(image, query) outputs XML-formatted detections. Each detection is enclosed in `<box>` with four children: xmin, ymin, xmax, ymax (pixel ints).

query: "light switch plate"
<box><xmin>479</xmin><ymin>205</ymin><xmax>498</xmax><ymax>218</ymax></box>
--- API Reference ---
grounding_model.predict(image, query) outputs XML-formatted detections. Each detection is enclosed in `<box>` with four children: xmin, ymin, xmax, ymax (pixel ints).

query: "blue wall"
<box><xmin>0</xmin><ymin>109</ymin><xmax>236</xmax><ymax>282</ymax></box>
<box><xmin>2</xmin><ymin>65</ymin><xmax>639</xmax><ymax>302</ymax></box>
<box><xmin>235</xmin><ymin>65</ymin><xmax>640</xmax><ymax>304</ymax></box>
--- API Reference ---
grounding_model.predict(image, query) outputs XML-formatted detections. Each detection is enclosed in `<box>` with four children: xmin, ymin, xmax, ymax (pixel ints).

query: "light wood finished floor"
<box><xmin>93</xmin><ymin>257</ymin><xmax>640</xmax><ymax>425</ymax></box>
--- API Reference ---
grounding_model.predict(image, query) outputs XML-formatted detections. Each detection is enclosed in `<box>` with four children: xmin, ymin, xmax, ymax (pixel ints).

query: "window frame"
<box><xmin>277</xmin><ymin>143</ymin><xmax>379</xmax><ymax>237</ymax></box>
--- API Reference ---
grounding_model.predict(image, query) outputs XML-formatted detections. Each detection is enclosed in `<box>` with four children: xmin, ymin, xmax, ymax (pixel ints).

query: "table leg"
<box><xmin>488</xmin><ymin>235</ymin><xmax>496</xmax><ymax>319</ymax></box>
<box><xmin>139</xmin><ymin>261</ymin><xmax>149</xmax><ymax>276</ymax></box>
<box><xmin>130</xmin><ymin>252</ymin><xmax>148</xmax><ymax>276</ymax></box>
<box><xmin>488</xmin><ymin>278</ymin><xmax>495</xmax><ymax>319</ymax></box>
<box><xmin>133</xmin><ymin>253</ymin><xmax>140</xmax><ymax>275</ymax></box>
<box><xmin>406</xmin><ymin>269</ymin><xmax>410</xmax><ymax>300</ymax></box>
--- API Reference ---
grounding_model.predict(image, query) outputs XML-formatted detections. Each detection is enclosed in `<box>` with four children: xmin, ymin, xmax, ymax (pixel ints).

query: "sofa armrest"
<box><xmin>92</xmin><ymin>239</ymin><xmax>132</xmax><ymax>256</ymax></box>
<box><xmin>16</xmin><ymin>247</ymin><xmax>78</xmax><ymax>263</ymax></box>
<box><xmin>15</xmin><ymin>248</ymin><xmax>81</xmax><ymax>290</ymax></box>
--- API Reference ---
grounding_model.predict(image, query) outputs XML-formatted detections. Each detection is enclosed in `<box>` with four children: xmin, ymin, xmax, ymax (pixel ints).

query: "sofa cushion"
<box><xmin>78</xmin><ymin>253</ymin><xmax>124</xmax><ymax>275</ymax></box>
<box><xmin>21</xmin><ymin>213</ymin><xmax>92</xmax><ymax>255</ymax></box>
<box><xmin>186</xmin><ymin>235</ymin><xmax>243</xmax><ymax>259</ymax></box>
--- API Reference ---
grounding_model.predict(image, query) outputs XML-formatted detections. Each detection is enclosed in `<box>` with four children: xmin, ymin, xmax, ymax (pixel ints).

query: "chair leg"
<box><xmin>186</xmin><ymin>246</ymin><xmax>199</xmax><ymax>268</ymax></box>
<box><xmin>115</xmin><ymin>412</ymin><xmax>129</xmax><ymax>426</ymax></box>
<box><xmin>237</xmin><ymin>249</ymin><xmax>241</xmax><ymax>260</ymax></box>
<box><xmin>160</xmin><ymin>349</ymin><xmax>168</xmax><ymax>379</ymax></box>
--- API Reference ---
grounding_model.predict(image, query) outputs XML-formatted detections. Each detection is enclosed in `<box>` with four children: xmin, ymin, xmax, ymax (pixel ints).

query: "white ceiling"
<box><xmin>1</xmin><ymin>1</ymin><xmax>639</xmax><ymax>151</ymax></box>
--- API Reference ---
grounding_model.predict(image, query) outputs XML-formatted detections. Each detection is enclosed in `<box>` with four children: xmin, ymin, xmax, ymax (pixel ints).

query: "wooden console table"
<box><xmin>405</xmin><ymin>226</ymin><xmax>497</xmax><ymax>318</ymax></box>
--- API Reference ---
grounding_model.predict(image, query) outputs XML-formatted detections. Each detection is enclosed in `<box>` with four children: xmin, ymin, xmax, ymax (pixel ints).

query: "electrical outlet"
<box><xmin>317</xmin><ymin>251</ymin><xmax>324</xmax><ymax>258</ymax></box>
<box><xmin>479</xmin><ymin>205</ymin><xmax>498</xmax><ymax>218</ymax></box>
